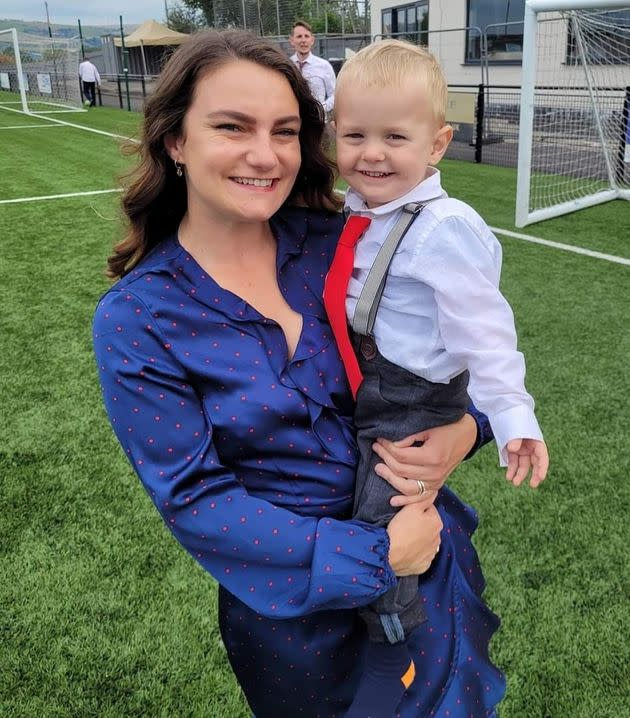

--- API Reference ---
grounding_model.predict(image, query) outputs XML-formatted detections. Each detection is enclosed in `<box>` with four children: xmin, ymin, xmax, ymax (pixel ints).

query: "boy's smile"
<box><xmin>334</xmin><ymin>81</ymin><xmax>451</xmax><ymax>208</ymax></box>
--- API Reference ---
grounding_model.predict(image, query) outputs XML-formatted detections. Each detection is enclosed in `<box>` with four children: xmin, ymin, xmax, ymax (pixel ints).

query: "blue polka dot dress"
<box><xmin>93</xmin><ymin>207</ymin><xmax>505</xmax><ymax>718</ymax></box>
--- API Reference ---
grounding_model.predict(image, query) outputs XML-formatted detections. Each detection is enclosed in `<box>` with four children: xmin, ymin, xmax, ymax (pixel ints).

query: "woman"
<box><xmin>93</xmin><ymin>30</ymin><xmax>504</xmax><ymax>717</ymax></box>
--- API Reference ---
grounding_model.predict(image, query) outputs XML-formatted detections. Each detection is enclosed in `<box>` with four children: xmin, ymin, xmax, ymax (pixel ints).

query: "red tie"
<box><xmin>323</xmin><ymin>215</ymin><xmax>371</xmax><ymax>399</ymax></box>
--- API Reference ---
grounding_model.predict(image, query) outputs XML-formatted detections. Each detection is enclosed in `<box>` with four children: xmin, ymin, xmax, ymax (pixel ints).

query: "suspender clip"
<box><xmin>403</xmin><ymin>202</ymin><xmax>425</xmax><ymax>215</ymax></box>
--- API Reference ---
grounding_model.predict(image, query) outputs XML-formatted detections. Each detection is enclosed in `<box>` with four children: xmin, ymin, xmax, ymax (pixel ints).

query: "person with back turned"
<box><xmin>79</xmin><ymin>58</ymin><xmax>100</xmax><ymax>107</ymax></box>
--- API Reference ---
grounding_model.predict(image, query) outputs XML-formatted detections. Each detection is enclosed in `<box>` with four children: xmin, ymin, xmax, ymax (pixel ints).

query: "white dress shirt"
<box><xmin>290</xmin><ymin>52</ymin><xmax>336</xmax><ymax>113</ymax></box>
<box><xmin>79</xmin><ymin>60</ymin><xmax>101</xmax><ymax>84</ymax></box>
<box><xmin>344</xmin><ymin>168</ymin><xmax>543</xmax><ymax>464</ymax></box>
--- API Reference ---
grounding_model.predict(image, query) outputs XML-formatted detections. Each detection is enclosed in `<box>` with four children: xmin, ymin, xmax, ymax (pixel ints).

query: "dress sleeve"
<box><xmin>93</xmin><ymin>289</ymin><xmax>396</xmax><ymax>618</ymax></box>
<box><xmin>464</xmin><ymin>403</ymin><xmax>494</xmax><ymax>460</ymax></box>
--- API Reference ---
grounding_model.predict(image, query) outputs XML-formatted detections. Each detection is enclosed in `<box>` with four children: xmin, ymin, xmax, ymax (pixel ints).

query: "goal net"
<box><xmin>516</xmin><ymin>1</ymin><xmax>630</xmax><ymax>226</ymax></box>
<box><xmin>0</xmin><ymin>28</ymin><xmax>84</xmax><ymax>116</ymax></box>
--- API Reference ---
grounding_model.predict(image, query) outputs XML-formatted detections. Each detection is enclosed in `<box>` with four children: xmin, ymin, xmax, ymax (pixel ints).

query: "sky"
<box><xmin>0</xmin><ymin>0</ymin><xmax>169</xmax><ymax>27</ymax></box>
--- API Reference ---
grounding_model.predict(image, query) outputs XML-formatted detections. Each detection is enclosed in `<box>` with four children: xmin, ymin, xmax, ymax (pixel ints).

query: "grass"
<box><xmin>1</xmin><ymin>104</ymin><xmax>629</xmax><ymax>717</ymax></box>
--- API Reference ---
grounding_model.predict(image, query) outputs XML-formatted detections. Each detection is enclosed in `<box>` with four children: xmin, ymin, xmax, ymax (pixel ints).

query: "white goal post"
<box><xmin>0</xmin><ymin>27</ymin><xmax>84</xmax><ymax>115</ymax></box>
<box><xmin>516</xmin><ymin>0</ymin><xmax>630</xmax><ymax>226</ymax></box>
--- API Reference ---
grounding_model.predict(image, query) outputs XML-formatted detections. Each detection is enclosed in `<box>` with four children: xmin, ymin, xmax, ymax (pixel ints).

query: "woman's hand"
<box><xmin>373</xmin><ymin>414</ymin><xmax>478</xmax><ymax>508</ymax></box>
<box><xmin>387</xmin><ymin>502</ymin><xmax>443</xmax><ymax>576</ymax></box>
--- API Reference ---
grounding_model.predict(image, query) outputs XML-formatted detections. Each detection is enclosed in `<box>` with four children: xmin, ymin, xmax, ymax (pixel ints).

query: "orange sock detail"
<box><xmin>400</xmin><ymin>660</ymin><xmax>416</xmax><ymax>689</ymax></box>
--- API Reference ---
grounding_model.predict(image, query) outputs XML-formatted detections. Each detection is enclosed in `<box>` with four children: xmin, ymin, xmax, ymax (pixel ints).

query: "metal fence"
<box><xmin>264</xmin><ymin>32</ymin><xmax>372</xmax><ymax>61</ymax></box>
<box><xmin>203</xmin><ymin>0</ymin><xmax>370</xmax><ymax>37</ymax></box>
<box><xmin>476</xmin><ymin>86</ymin><xmax>522</xmax><ymax>168</ymax></box>
<box><xmin>96</xmin><ymin>21</ymin><xmax>628</xmax><ymax>177</ymax></box>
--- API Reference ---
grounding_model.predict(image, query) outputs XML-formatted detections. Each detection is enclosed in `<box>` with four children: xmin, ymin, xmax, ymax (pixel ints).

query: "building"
<box><xmin>368</xmin><ymin>0</ymin><xmax>630</xmax><ymax>90</ymax></box>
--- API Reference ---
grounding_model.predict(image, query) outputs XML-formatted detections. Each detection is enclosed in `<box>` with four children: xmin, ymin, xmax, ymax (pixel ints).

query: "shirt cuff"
<box><xmin>490</xmin><ymin>405</ymin><xmax>544</xmax><ymax>466</ymax></box>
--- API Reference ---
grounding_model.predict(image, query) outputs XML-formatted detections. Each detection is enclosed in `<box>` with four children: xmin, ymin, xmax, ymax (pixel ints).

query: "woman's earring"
<box><xmin>174</xmin><ymin>160</ymin><xmax>183</xmax><ymax>177</ymax></box>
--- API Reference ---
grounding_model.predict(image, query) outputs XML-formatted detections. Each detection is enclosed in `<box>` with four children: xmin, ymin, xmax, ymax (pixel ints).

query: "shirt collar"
<box><xmin>293</xmin><ymin>52</ymin><xmax>313</xmax><ymax>64</ymax></box>
<box><xmin>344</xmin><ymin>167</ymin><xmax>445</xmax><ymax>217</ymax></box>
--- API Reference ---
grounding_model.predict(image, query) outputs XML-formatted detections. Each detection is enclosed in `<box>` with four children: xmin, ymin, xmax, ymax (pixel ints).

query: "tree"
<box><xmin>167</xmin><ymin>1</ymin><xmax>207</xmax><ymax>33</ymax></box>
<box><xmin>43</xmin><ymin>47</ymin><xmax>68</xmax><ymax>61</ymax></box>
<box><xmin>173</xmin><ymin>0</ymin><xmax>369</xmax><ymax>36</ymax></box>
<box><xmin>177</xmin><ymin>0</ymin><xmax>216</xmax><ymax>27</ymax></box>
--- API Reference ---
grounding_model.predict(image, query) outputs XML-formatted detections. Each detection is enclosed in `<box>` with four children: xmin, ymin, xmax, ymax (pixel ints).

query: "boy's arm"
<box><xmin>419</xmin><ymin>215</ymin><xmax>544</xmax><ymax>466</ymax></box>
<box><xmin>371</xmin><ymin>411</ymin><xmax>486</xmax><ymax>507</ymax></box>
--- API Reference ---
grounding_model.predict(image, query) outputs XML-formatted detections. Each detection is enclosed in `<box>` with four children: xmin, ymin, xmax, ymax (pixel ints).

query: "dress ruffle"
<box><xmin>396</xmin><ymin>485</ymin><xmax>506</xmax><ymax>717</ymax></box>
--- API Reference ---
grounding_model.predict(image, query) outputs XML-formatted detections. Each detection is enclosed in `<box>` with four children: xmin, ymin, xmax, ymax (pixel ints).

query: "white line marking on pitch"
<box><xmin>0</xmin><ymin>124</ymin><xmax>64</xmax><ymax>130</ymax></box>
<box><xmin>0</xmin><ymin>188</ymin><xmax>123</xmax><ymax>205</ymax></box>
<box><xmin>3</xmin><ymin>184</ymin><xmax>629</xmax><ymax>269</ymax></box>
<box><xmin>32</xmin><ymin>109</ymin><xmax>86</xmax><ymax>114</ymax></box>
<box><xmin>0</xmin><ymin>100</ymin><xmax>83</xmax><ymax>110</ymax></box>
<box><xmin>0</xmin><ymin>105</ymin><xmax>139</xmax><ymax>143</ymax></box>
<box><xmin>490</xmin><ymin>226</ymin><xmax>630</xmax><ymax>267</ymax></box>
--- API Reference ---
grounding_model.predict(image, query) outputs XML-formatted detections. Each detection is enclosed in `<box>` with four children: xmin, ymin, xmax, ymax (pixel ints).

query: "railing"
<box><xmin>96</xmin><ymin>73</ymin><xmax>160</xmax><ymax>111</ymax></box>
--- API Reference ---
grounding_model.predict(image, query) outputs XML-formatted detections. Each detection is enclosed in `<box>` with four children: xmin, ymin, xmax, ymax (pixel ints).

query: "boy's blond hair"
<box><xmin>336</xmin><ymin>39</ymin><xmax>448</xmax><ymax>125</ymax></box>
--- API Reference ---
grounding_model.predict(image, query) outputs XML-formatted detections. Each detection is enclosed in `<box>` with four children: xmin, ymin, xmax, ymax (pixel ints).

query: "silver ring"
<box><xmin>416</xmin><ymin>479</ymin><xmax>426</xmax><ymax>496</ymax></box>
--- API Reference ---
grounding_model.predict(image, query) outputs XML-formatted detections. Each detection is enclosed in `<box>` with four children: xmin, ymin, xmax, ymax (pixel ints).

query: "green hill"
<box><xmin>0</xmin><ymin>18</ymin><xmax>139</xmax><ymax>47</ymax></box>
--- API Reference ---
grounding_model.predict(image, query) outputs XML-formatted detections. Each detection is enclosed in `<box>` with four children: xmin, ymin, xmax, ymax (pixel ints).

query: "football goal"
<box><xmin>0</xmin><ymin>28</ymin><xmax>84</xmax><ymax>116</ymax></box>
<box><xmin>516</xmin><ymin>0</ymin><xmax>630</xmax><ymax>226</ymax></box>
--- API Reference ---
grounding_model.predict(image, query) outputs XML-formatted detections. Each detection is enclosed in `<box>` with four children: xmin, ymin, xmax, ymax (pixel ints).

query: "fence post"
<box><xmin>116</xmin><ymin>75</ymin><xmax>123</xmax><ymax>109</ymax></box>
<box><xmin>615</xmin><ymin>86</ymin><xmax>630</xmax><ymax>185</ymax></box>
<box><xmin>119</xmin><ymin>15</ymin><xmax>131</xmax><ymax>111</ymax></box>
<box><xmin>475</xmin><ymin>83</ymin><xmax>485</xmax><ymax>163</ymax></box>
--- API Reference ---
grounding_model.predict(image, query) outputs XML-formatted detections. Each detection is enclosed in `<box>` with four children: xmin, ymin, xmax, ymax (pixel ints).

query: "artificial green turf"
<box><xmin>1</xmin><ymin>106</ymin><xmax>629</xmax><ymax>717</ymax></box>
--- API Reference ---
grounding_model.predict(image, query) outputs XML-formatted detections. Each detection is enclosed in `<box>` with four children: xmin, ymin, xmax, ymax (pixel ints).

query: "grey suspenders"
<box><xmin>351</xmin><ymin>202</ymin><xmax>426</xmax><ymax>337</ymax></box>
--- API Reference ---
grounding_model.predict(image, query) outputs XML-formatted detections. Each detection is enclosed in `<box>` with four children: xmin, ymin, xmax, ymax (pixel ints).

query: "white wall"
<box><xmin>369</xmin><ymin>0</ymin><xmax>523</xmax><ymax>86</ymax></box>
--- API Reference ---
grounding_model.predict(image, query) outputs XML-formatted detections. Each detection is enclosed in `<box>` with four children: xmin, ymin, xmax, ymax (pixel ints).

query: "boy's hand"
<box><xmin>505</xmin><ymin>439</ymin><xmax>549</xmax><ymax>488</ymax></box>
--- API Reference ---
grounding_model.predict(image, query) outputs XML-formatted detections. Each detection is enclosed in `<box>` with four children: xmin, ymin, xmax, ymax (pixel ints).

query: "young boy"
<box><xmin>325</xmin><ymin>40</ymin><xmax>549</xmax><ymax>718</ymax></box>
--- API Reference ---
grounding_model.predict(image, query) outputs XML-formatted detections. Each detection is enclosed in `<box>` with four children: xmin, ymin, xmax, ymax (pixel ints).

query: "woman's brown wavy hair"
<box><xmin>107</xmin><ymin>29</ymin><xmax>340</xmax><ymax>278</ymax></box>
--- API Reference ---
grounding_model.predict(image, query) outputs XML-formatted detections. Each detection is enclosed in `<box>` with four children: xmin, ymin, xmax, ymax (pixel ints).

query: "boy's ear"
<box><xmin>429</xmin><ymin>124</ymin><xmax>453</xmax><ymax>165</ymax></box>
<box><xmin>329</xmin><ymin>119</ymin><xmax>337</xmax><ymax>133</ymax></box>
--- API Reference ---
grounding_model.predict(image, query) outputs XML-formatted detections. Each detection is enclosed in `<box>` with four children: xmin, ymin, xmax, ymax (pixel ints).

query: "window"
<box><xmin>467</xmin><ymin>0</ymin><xmax>526</xmax><ymax>62</ymax></box>
<box><xmin>381</xmin><ymin>2</ymin><xmax>429</xmax><ymax>45</ymax></box>
<box><xmin>382</xmin><ymin>10</ymin><xmax>392</xmax><ymax>36</ymax></box>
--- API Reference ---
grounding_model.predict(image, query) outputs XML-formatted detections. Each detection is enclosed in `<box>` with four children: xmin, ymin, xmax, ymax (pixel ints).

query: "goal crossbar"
<box><xmin>527</xmin><ymin>0</ymin><xmax>630</xmax><ymax>12</ymax></box>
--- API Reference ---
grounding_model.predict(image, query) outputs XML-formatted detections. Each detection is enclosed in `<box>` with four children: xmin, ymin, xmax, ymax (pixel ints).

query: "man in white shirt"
<box><xmin>78</xmin><ymin>58</ymin><xmax>101</xmax><ymax>107</ymax></box>
<box><xmin>289</xmin><ymin>21</ymin><xmax>336</xmax><ymax>116</ymax></box>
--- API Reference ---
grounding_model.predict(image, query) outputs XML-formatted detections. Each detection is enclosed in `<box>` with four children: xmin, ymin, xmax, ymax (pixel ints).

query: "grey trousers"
<box><xmin>352</xmin><ymin>334</ymin><xmax>470</xmax><ymax>644</ymax></box>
